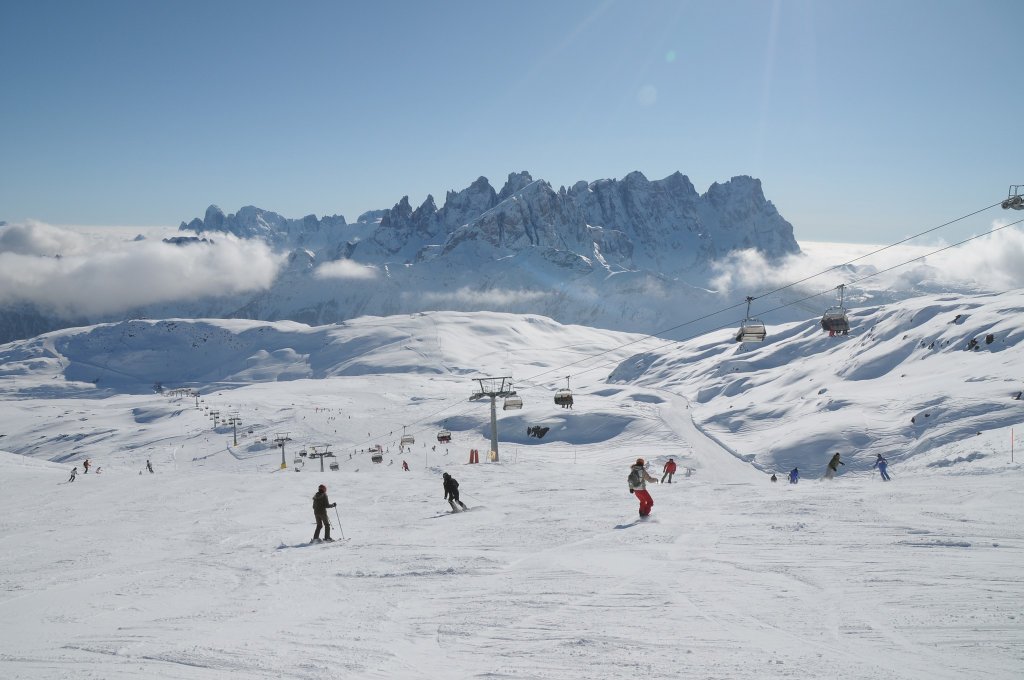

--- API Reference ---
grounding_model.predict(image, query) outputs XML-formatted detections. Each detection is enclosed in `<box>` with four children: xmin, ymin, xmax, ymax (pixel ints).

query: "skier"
<box><xmin>311</xmin><ymin>484</ymin><xmax>337</xmax><ymax>542</ymax></box>
<box><xmin>402</xmin><ymin>460</ymin><xmax>409</xmax><ymax>471</ymax></box>
<box><xmin>661</xmin><ymin>457</ymin><xmax>677</xmax><ymax>484</ymax></box>
<box><xmin>788</xmin><ymin>467</ymin><xmax>799</xmax><ymax>484</ymax></box>
<box><xmin>146</xmin><ymin>459</ymin><xmax>154</xmax><ymax>474</ymax></box>
<box><xmin>824</xmin><ymin>452</ymin><xmax>844</xmax><ymax>480</ymax></box>
<box><xmin>83</xmin><ymin>459</ymin><xmax>91</xmax><ymax>474</ymax></box>
<box><xmin>442</xmin><ymin>472</ymin><xmax>468</xmax><ymax>511</ymax></box>
<box><xmin>873</xmin><ymin>453</ymin><xmax>891</xmax><ymax>481</ymax></box>
<box><xmin>628</xmin><ymin>458</ymin><xmax>659</xmax><ymax>518</ymax></box>
<box><xmin>68</xmin><ymin>467</ymin><xmax>77</xmax><ymax>483</ymax></box>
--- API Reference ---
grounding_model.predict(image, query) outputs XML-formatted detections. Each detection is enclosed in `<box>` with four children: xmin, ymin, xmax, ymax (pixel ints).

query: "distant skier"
<box><xmin>661</xmin><ymin>458</ymin><xmax>677</xmax><ymax>484</ymax></box>
<box><xmin>628</xmin><ymin>458</ymin><xmax>659</xmax><ymax>518</ymax></box>
<box><xmin>770</xmin><ymin>473</ymin><xmax>778</xmax><ymax>482</ymax></box>
<box><xmin>824</xmin><ymin>452</ymin><xmax>844</xmax><ymax>480</ymax></box>
<box><xmin>873</xmin><ymin>453</ymin><xmax>891</xmax><ymax>481</ymax></box>
<box><xmin>68</xmin><ymin>467</ymin><xmax>77</xmax><ymax>483</ymax></box>
<box><xmin>402</xmin><ymin>460</ymin><xmax>409</xmax><ymax>471</ymax></box>
<box><xmin>788</xmin><ymin>467</ymin><xmax>799</xmax><ymax>484</ymax></box>
<box><xmin>146</xmin><ymin>459</ymin><xmax>154</xmax><ymax>474</ymax></box>
<box><xmin>311</xmin><ymin>484</ymin><xmax>337</xmax><ymax>542</ymax></box>
<box><xmin>82</xmin><ymin>459</ymin><xmax>91</xmax><ymax>474</ymax></box>
<box><xmin>442</xmin><ymin>472</ymin><xmax>468</xmax><ymax>511</ymax></box>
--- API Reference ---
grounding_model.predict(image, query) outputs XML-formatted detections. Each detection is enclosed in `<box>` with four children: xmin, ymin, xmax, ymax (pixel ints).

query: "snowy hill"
<box><xmin>1</xmin><ymin>300</ymin><xmax>1022</xmax><ymax>679</ymax></box>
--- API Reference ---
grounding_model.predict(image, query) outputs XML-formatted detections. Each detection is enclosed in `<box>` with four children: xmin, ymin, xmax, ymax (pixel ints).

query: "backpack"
<box><xmin>627</xmin><ymin>467</ymin><xmax>643</xmax><ymax>489</ymax></box>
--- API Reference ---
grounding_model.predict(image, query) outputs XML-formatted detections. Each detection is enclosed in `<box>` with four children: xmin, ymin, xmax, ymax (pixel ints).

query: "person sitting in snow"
<box><xmin>442</xmin><ymin>472</ymin><xmax>468</xmax><ymax>511</ymax></box>
<box><xmin>770</xmin><ymin>473</ymin><xmax>777</xmax><ymax>482</ymax></box>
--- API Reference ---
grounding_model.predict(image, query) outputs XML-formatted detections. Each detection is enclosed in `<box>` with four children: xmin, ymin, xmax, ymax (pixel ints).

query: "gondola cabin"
<box><xmin>503</xmin><ymin>396</ymin><xmax>523</xmax><ymax>410</ymax></box>
<box><xmin>437</xmin><ymin>429</ymin><xmax>452</xmax><ymax>443</ymax></box>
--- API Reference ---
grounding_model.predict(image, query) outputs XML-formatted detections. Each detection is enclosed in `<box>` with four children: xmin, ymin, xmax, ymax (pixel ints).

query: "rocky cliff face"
<box><xmin>0</xmin><ymin>171</ymin><xmax>801</xmax><ymax>344</ymax></box>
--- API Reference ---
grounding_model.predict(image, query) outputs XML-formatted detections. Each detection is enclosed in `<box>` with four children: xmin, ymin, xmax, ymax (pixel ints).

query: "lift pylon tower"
<box><xmin>469</xmin><ymin>376</ymin><xmax>517</xmax><ymax>462</ymax></box>
<box><xmin>309</xmin><ymin>444</ymin><xmax>334</xmax><ymax>473</ymax></box>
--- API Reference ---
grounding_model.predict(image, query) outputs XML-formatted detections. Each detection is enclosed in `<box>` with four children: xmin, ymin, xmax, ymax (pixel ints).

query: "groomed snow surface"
<box><xmin>1</xmin><ymin>305</ymin><xmax>1022</xmax><ymax>679</ymax></box>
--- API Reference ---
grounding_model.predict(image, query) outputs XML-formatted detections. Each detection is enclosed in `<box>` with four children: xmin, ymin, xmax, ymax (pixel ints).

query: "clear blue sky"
<box><xmin>1</xmin><ymin>0</ymin><xmax>1020</xmax><ymax>243</ymax></box>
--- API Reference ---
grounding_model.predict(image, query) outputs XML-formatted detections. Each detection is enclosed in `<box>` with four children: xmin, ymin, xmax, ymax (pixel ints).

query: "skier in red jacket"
<box><xmin>661</xmin><ymin>458</ymin><xmax>677</xmax><ymax>484</ymax></box>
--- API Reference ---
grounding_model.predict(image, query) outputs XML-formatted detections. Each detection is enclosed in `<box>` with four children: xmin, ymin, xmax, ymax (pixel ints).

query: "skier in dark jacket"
<box><xmin>873</xmin><ymin>454</ymin><xmax>891</xmax><ymax>481</ymax></box>
<box><xmin>312</xmin><ymin>484</ymin><xmax>336</xmax><ymax>542</ymax></box>
<box><xmin>146</xmin><ymin>459</ymin><xmax>154</xmax><ymax>474</ymax></box>
<box><xmin>442</xmin><ymin>472</ymin><xmax>468</xmax><ymax>511</ymax></box>
<box><xmin>824</xmin><ymin>452</ymin><xmax>844</xmax><ymax>480</ymax></box>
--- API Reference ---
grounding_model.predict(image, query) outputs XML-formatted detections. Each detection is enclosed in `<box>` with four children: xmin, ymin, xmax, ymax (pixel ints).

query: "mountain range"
<box><xmin>0</xmin><ymin>171</ymin><xmax>802</xmax><ymax>343</ymax></box>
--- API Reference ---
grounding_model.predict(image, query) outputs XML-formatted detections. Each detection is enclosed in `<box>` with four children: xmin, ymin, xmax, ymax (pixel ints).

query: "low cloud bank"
<box><xmin>710</xmin><ymin>224</ymin><xmax>1024</xmax><ymax>298</ymax></box>
<box><xmin>417</xmin><ymin>287</ymin><xmax>548</xmax><ymax>307</ymax></box>
<box><xmin>0</xmin><ymin>221</ymin><xmax>284</xmax><ymax>318</ymax></box>
<box><xmin>314</xmin><ymin>260</ymin><xmax>379</xmax><ymax>281</ymax></box>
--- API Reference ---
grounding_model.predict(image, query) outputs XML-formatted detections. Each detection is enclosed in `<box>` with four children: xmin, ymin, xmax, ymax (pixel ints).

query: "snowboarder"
<box><xmin>788</xmin><ymin>467</ymin><xmax>799</xmax><ymax>484</ymax></box>
<box><xmin>68</xmin><ymin>467</ymin><xmax>77</xmax><ymax>483</ymax></box>
<box><xmin>82</xmin><ymin>459</ymin><xmax>91</xmax><ymax>474</ymax></box>
<box><xmin>146</xmin><ymin>459</ymin><xmax>154</xmax><ymax>474</ymax></box>
<box><xmin>873</xmin><ymin>453</ymin><xmax>891</xmax><ymax>481</ymax></box>
<box><xmin>824</xmin><ymin>452</ymin><xmax>844</xmax><ymax>479</ymax></box>
<box><xmin>311</xmin><ymin>484</ymin><xmax>337</xmax><ymax>542</ymax></box>
<box><xmin>661</xmin><ymin>457</ymin><xmax>677</xmax><ymax>484</ymax></box>
<box><xmin>402</xmin><ymin>460</ymin><xmax>409</xmax><ymax>471</ymax></box>
<box><xmin>442</xmin><ymin>472</ymin><xmax>468</xmax><ymax>511</ymax></box>
<box><xmin>770</xmin><ymin>473</ymin><xmax>777</xmax><ymax>482</ymax></box>
<box><xmin>628</xmin><ymin>458</ymin><xmax>659</xmax><ymax>517</ymax></box>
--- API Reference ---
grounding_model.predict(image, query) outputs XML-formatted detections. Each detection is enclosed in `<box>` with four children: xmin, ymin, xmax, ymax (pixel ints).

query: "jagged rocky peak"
<box><xmin>204</xmin><ymin>205</ymin><xmax>226</xmax><ymax>230</ymax></box>
<box><xmin>497</xmin><ymin>171</ymin><xmax>535</xmax><ymax>201</ymax></box>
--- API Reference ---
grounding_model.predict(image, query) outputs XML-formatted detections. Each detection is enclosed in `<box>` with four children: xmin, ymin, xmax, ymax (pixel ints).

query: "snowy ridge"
<box><xmin>1</xmin><ymin>300</ymin><xmax>1023</xmax><ymax>678</ymax></box>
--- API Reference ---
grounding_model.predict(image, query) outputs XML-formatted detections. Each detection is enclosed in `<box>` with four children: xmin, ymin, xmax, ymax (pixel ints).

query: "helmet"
<box><xmin>318</xmin><ymin>484</ymin><xmax>326</xmax><ymax>492</ymax></box>
<box><xmin>635</xmin><ymin>458</ymin><xmax>645</xmax><ymax>466</ymax></box>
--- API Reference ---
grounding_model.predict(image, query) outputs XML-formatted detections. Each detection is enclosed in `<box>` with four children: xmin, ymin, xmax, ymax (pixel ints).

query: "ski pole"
<box><xmin>334</xmin><ymin>506</ymin><xmax>346</xmax><ymax>540</ymax></box>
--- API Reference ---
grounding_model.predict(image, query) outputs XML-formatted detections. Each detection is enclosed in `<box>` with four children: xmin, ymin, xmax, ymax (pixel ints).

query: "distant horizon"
<box><xmin>2</xmin><ymin>0</ymin><xmax>1020</xmax><ymax>245</ymax></box>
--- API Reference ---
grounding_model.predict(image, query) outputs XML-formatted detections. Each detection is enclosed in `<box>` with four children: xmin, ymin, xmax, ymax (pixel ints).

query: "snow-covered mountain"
<box><xmin>3</xmin><ymin>292</ymin><xmax>1020</xmax><ymax>475</ymax></box>
<box><xmin>2</xmin><ymin>171</ymin><xmax>805</xmax><ymax>345</ymax></box>
<box><xmin>2</xmin><ymin>295</ymin><xmax>1023</xmax><ymax>679</ymax></box>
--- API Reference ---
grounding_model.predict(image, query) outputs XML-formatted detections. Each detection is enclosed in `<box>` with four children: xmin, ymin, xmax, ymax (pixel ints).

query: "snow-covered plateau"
<box><xmin>0</xmin><ymin>298</ymin><xmax>1022</xmax><ymax>679</ymax></box>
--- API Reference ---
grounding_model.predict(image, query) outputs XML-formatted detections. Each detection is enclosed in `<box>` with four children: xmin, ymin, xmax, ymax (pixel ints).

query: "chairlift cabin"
<box><xmin>1002</xmin><ymin>185</ymin><xmax>1023</xmax><ymax>210</ymax></box>
<box><xmin>503</xmin><ymin>395</ymin><xmax>523</xmax><ymax>410</ymax></box>
<box><xmin>329</xmin><ymin>460</ymin><xmax>339</xmax><ymax>471</ymax></box>
<box><xmin>400</xmin><ymin>427</ymin><xmax>415</xmax><ymax>446</ymax></box>
<box><xmin>553</xmin><ymin>376</ymin><xmax>574</xmax><ymax>408</ymax></box>
<box><xmin>820</xmin><ymin>284</ymin><xmax>850</xmax><ymax>336</ymax></box>
<box><xmin>371</xmin><ymin>451</ymin><xmax>384</xmax><ymax>464</ymax></box>
<box><xmin>437</xmin><ymin>429</ymin><xmax>452</xmax><ymax>443</ymax></box>
<box><xmin>735</xmin><ymin>296</ymin><xmax>767</xmax><ymax>343</ymax></box>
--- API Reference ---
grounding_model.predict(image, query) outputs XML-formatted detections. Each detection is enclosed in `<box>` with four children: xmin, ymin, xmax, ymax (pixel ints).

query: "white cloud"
<box><xmin>709</xmin><ymin>225</ymin><xmax>1024</xmax><ymax>298</ymax></box>
<box><xmin>314</xmin><ymin>260</ymin><xmax>379</xmax><ymax>281</ymax></box>
<box><xmin>0</xmin><ymin>222</ymin><xmax>284</xmax><ymax>318</ymax></box>
<box><xmin>417</xmin><ymin>287</ymin><xmax>548</xmax><ymax>306</ymax></box>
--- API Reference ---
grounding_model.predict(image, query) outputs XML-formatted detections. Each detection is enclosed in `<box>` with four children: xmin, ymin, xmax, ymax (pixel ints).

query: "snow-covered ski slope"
<box><xmin>0</xmin><ymin>300</ymin><xmax>1022</xmax><ymax>680</ymax></box>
